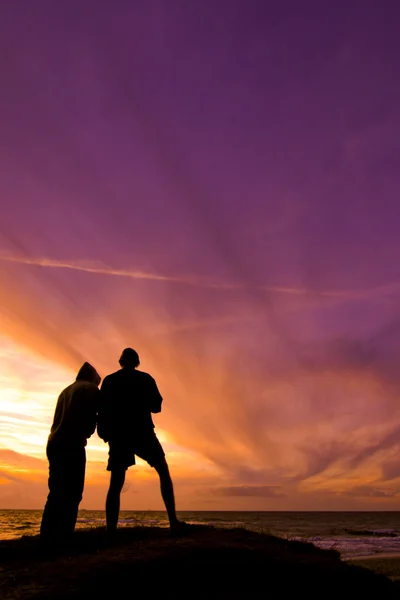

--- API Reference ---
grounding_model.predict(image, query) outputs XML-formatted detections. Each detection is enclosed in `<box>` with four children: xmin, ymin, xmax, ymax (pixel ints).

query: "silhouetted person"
<box><xmin>40</xmin><ymin>362</ymin><xmax>101</xmax><ymax>546</ymax></box>
<box><xmin>97</xmin><ymin>348</ymin><xmax>185</xmax><ymax>535</ymax></box>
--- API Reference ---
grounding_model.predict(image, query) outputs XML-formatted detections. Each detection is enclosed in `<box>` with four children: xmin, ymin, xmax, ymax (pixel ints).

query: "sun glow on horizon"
<box><xmin>2</xmin><ymin>327</ymin><xmax>400</xmax><ymax>511</ymax></box>
<box><xmin>0</xmin><ymin>334</ymin><xmax>227</xmax><ymax>509</ymax></box>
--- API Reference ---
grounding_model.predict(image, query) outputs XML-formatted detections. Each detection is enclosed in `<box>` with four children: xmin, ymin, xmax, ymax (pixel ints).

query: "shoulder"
<box><xmin>75</xmin><ymin>381</ymin><xmax>99</xmax><ymax>393</ymax></box>
<box><xmin>101</xmin><ymin>370</ymin><xmax>121</xmax><ymax>385</ymax></box>
<box><xmin>136</xmin><ymin>370</ymin><xmax>156</xmax><ymax>384</ymax></box>
<box><xmin>60</xmin><ymin>383</ymin><xmax>74</xmax><ymax>396</ymax></box>
<box><xmin>59</xmin><ymin>381</ymin><xmax>81</xmax><ymax>398</ymax></box>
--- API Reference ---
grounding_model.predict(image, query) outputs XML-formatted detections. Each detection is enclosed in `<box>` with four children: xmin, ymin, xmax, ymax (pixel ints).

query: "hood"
<box><xmin>76</xmin><ymin>362</ymin><xmax>101</xmax><ymax>386</ymax></box>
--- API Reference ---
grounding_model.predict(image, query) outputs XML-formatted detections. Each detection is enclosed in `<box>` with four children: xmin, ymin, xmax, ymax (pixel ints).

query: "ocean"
<box><xmin>2</xmin><ymin>510</ymin><xmax>400</xmax><ymax>559</ymax></box>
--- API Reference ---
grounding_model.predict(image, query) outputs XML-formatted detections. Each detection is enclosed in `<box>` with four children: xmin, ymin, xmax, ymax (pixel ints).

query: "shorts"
<box><xmin>107</xmin><ymin>433</ymin><xmax>165</xmax><ymax>471</ymax></box>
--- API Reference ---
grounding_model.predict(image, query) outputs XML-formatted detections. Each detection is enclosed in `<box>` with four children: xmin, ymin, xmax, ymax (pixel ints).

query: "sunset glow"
<box><xmin>1</xmin><ymin>1</ymin><xmax>400</xmax><ymax>511</ymax></box>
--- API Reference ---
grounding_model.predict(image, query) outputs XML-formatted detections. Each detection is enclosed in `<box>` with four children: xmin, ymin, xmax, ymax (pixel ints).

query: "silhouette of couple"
<box><xmin>40</xmin><ymin>348</ymin><xmax>185</xmax><ymax>545</ymax></box>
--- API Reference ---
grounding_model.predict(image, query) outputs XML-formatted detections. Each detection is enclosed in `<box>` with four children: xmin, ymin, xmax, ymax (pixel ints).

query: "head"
<box><xmin>119</xmin><ymin>348</ymin><xmax>140</xmax><ymax>369</ymax></box>
<box><xmin>76</xmin><ymin>362</ymin><xmax>101</xmax><ymax>386</ymax></box>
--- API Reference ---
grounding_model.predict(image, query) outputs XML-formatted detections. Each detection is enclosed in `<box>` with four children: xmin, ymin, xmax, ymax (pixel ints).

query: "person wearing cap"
<box><xmin>40</xmin><ymin>362</ymin><xmax>101</xmax><ymax>545</ymax></box>
<box><xmin>97</xmin><ymin>348</ymin><xmax>186</xmax><ymax>535</ymax></box>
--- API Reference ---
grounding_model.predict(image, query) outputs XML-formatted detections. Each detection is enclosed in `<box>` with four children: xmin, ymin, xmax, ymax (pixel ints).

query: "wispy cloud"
<box><xmin>213</xmin><ymin>485</ymin><xmax>286</xmax><ymax>497</ymax></box>
<box><xmin>343</xmin><ymin>485</ymin><xmax>399</xmax><ymax>499</ymax></box>
<box><xmin>0</xmin><ymin>252</ymin><xmax>234</xmax><ymax>289</ymax></box>
<box><xmin>1</xmin><ymin>251</ymin><xmax>399</xmax><ymax>300</ymax></box>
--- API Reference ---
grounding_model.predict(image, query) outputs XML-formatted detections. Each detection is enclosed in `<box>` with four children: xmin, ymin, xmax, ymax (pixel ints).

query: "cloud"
<box><xmin>0</xmin><ymin>469</ymin><xmax>22</xmax><ymax>483</ymax></box>
<box><xmin>349</xmin><ymin>426</ymin><xmax>400</xmax><ymax>469</ymax></box>
<box><xmin>0</xmin><ymin>252</ymin><xmax>239</xmax><ymax>289</ymax></box>
<box><xmin>1</xmin><ymin>411</ymin><xmax>47</xmax><ymax>424</ymax></box>
<box><xmin>298</xmin><ymin>440</ymin><xmax>351</xmax><ymax>481</ymax></box>
<box><xmin>300</xmin><ymin>322</ymin><xmax>400</xmax><ymax>392</ymax></box>
<box><xmin>381</xmin><ymin>460</ymin><xmax>400</xmax><ymax>482</ymax></box>
<box><xmin>213</xmin><ymin>485</ymin><xmax>285</xmax><ymax>498</ymax></box>
<box><xmin>2</xmin><ymin>251</ymin><xmax>400</xmax><ymax>301</ymax></box>
<box><xmin>343</xmin><ymin>485</ymin><xmax>399</xmax><ymax>499</ymax></box>
<box><xmin>0</xmin><ymin>449</ymin><xmax>46</xmax><ymax>469</ymax></box>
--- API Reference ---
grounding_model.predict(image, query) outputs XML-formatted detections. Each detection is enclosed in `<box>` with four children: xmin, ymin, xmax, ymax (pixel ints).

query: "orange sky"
<box><xmin>2</xmin><ymin>317</ymin><xmax>400</xmax><ymax>511</ymax></box>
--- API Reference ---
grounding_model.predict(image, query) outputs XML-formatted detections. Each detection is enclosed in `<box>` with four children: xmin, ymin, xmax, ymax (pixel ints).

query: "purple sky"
<box><xmin>1</xmin><ymin>1</ymin><xmax>400</xmax><ymax>509</ymax></box>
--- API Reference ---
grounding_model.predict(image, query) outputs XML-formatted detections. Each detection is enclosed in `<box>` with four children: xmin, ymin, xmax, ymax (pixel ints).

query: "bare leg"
<box><xmin>154</xmin><ymin>458</ymin><xmax>179</xmax><ymax>528</ymax></box>
<box><xmin>106</xmin><ymin>469</ymin><xmax>126</xmax><ymax>533</ymax></box>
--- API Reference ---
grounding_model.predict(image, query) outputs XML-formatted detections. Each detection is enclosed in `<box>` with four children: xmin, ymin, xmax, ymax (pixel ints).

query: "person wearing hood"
<box><xmin>40</xmin><ymin>362</ymin><xmax>101</xmax><ymax>545</ymax></box>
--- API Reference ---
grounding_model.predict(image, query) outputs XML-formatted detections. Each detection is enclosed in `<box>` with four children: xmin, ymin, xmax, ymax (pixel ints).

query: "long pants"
<box><xmin>40</xmin><ymin>442</ymin><xmax>86</xmax><ymax>543</ymax></box>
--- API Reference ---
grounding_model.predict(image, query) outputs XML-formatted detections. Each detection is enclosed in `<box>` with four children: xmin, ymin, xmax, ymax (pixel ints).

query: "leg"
<box><xmin>154</xmin><ymin>457</ymin><xmax>179</xmax><ymax>528</ymax></box>
<box><xmin>135</xmin><ymin>434</ymin><xmax>185</xmax><ymax>531</ymax></box>
<box><xmin>41</xmin><ymin>446</ymin><xmax>64</xmax><ymax>543</ymax></box>
<box><xmin>63</xmin><ymin>447</ymin><xmax>86</xmax><ymax>537</ymax></box>
<box><xmin>106</xmin><ymin>468</ymin><xmax>126</xmax><ymax>533</ymax></box>
<box><xmin>41</xmin><ymin>446</ymin><xmax>86</xmax><ymax>544</ymax></box>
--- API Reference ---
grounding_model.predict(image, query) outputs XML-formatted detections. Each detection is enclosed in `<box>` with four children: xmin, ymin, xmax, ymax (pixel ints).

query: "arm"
<box><xmin>83</xmin><ymin>385</ymin><xmax>99</xmax><ymax>439</ymax></box>
<box><xmin>96</xmin><ymin>378</ymin><xmax>111</xmax><ymax>442</ymax></box>
<box><xmin>148</xmin><ymin>377</ymin><xmax>163</xmax><ymax>413</ymax></box>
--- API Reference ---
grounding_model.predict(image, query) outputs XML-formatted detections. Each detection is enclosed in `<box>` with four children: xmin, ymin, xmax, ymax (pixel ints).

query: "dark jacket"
<box><xmin>97</xmin><ymin>368</ymin><xmax>163</xmax><ymax>443</ymax></box>
<box><xmin>48</xmin><ymin>363</ymin><xmax>100</xmax><ymax>448</ymax></box>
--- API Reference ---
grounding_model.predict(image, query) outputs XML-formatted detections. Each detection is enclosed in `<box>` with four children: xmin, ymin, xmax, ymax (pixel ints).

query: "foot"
<box><xmin>169</xmin><ymin>520</ymin><xmax>191</xmax><ymax>536</ymax></box>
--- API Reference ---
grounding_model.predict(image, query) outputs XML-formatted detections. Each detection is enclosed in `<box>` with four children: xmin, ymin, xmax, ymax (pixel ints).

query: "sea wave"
<box><xmin>345</xmin><ymin>528</ymin><xmax>399</xmax><ymax>537</ymax></box>
<box><xmin>4</xmin><ymin>511</ymin><xmax>400</xmax><ymax>558</ymax></box>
